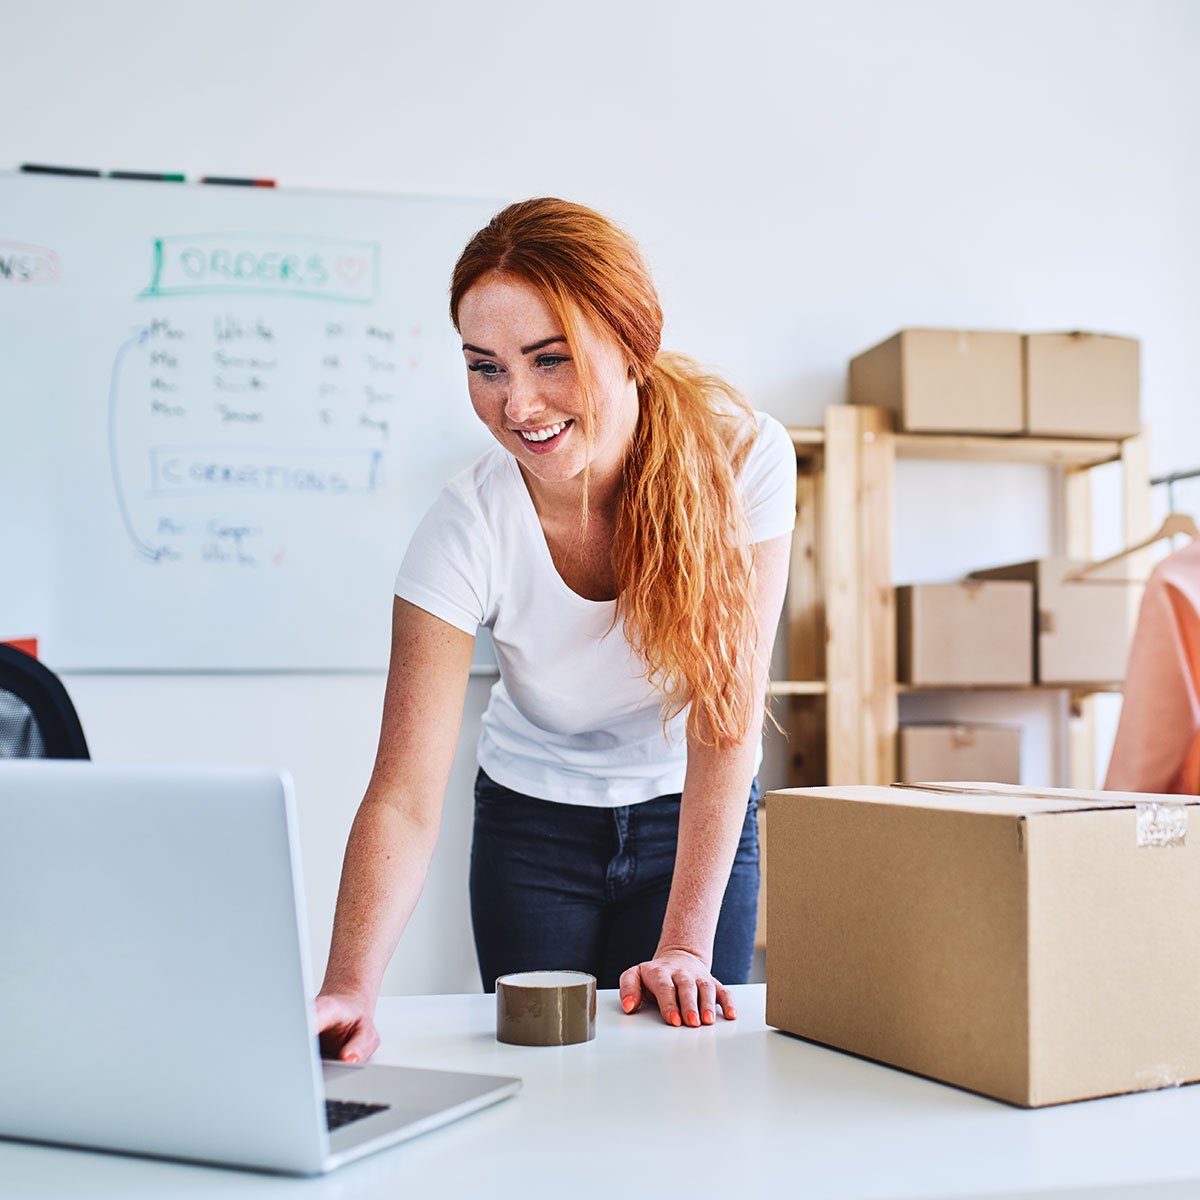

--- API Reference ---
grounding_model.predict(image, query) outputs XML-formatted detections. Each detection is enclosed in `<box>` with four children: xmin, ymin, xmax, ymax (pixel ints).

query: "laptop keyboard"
<box><xmin>325</xmin><ymin>1099</ymin><xmax>391</xmax><ymax>1131</ymax></box>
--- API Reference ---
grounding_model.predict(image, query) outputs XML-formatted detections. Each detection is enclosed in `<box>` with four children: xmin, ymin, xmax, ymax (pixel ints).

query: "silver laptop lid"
<box><xmin>0</xmin><ymin>762</ymin><xmax>329</xmax><ymax>1174</ymax></box>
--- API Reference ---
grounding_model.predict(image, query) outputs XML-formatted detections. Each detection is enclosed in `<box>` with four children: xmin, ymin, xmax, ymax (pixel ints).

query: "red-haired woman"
<box><xmin>316</xmin><ymin>199</ymin><xmax>794</xmax><ymax>1060</ymax></box>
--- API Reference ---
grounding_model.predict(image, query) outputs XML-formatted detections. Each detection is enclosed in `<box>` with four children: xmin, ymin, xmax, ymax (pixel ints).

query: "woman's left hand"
<box><xmin>618</xmin><ymin>947</ymin><xmax>737</xmax><ymax>1027</ymax></box>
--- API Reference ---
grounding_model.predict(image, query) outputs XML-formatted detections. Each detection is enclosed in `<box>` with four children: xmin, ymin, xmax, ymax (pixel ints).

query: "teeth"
<box><xmin>518</xmin><ymin>420</ymin><xmax>569</xmax><ymax>443</ymax></box>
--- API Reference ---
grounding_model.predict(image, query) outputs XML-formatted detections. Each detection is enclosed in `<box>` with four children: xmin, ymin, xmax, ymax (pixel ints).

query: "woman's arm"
<box><xmin>316</xmin><ymin>597</ymin><xmax>475</xmax><ymax>1061</ymax></box>
<box><xmin>618</xmin><ymin>531</ymin><xmax>791</xmax><ymax>1026</ymax></box>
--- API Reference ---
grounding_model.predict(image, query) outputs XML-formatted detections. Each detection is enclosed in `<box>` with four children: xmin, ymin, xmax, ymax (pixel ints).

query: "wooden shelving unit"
<box><xmin>776</xmin><ymin>406</ymin><xmax>1152</xmax><ymax>790</ymax></box>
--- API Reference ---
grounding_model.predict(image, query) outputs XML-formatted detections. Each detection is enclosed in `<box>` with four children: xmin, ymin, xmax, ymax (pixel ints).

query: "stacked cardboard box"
<box><xmin>850</xmin><ymin>328</ymin><xmax>1140</xmax><ymax>438</ymax></box>
<box><xmin>896</xmin><ymin>581</ymin><xmax>1032</xmax><ymax>686</ymax></box>
<box><xmin>898</xmin><ymin>724</ymin><xmax>1021</xmax><ymax>784</ymax></box>
<box><xmin>765</xmin><ymin>781</ymin><xmax>1200</xmax><ymax>1107</ymax></box>
<box><xmin>970</xmin><ymin>557</ymin><xmax>1132</xmax><ymax>685</ymax></box>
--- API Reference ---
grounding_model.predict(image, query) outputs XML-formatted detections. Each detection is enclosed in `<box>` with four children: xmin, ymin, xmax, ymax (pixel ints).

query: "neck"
<box><xmin>519</xmin><ymin>457</ymin><xmax>624</xmax><ymax>527</ymax></box>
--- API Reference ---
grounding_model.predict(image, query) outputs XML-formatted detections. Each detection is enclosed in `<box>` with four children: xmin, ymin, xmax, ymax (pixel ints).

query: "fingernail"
<box><xmin>686</xmin><ymin>1011</ymin><xmax>700</xmax><ymax>1027</ymax></box>
<box><xmin>621</xmin><ymin>996</ymin><xmax>635</xmax><ymax>1013</ymax></box>
<box><xmin>669</xmin><ymin>1012</ymin><xmax>682</xmax><ymax>1027</ymax></box>
<box><xmin>344</xmin><ymin>1052</ymin><xmax>359</xmax><ymax>1063</ymax></box>
<box><xmin>702</xmin><ymin>1009</ymin><xmax>715</xmax><ymax>1025</ymax></box>
<box><xmin>725</xmin><ymin>1007</ymin><xmax>737</xmax><ymax>1020</ymax></box>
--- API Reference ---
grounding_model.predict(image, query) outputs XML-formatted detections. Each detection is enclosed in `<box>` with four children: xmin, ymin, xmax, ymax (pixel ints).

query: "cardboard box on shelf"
<box><xmin>1024</xmin><ymin>332</ymin><xmax>1140</xmax><ymax>439</ymax></box>
<box><xmin>896</xmin><ymin>581</ymin><xmax>1033</xmax><ymax>686</ymax></box>
<box><xmin>970</xmin><ymin>557</ymin><xmax>1131</xmax><ymax>685</ymax></box>
<box><xmin>765</xmin><ymin>781</ymin><xmax>1200</xmax><ymax>1107</ymax></box>
<box><xmin>849</xmin><ymin>328</ymin><xmax>1023</xmax><ymax>434</ymax></box>
<box><xmin>898</xmin><ymin>724</ymin><xmax>1021</xmax><ymax>785</ymax></box>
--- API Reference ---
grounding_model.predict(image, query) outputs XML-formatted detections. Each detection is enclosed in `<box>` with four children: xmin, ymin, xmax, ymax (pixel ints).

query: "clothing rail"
<box><xmin>1151</xmin><ymin>466</ymin><xmax>1200</xmax><ymax>514</ymax></box>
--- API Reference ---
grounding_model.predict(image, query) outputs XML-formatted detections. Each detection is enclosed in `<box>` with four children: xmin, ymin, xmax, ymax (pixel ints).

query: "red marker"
<box><xmin>199</xmin><ymin>176</ymin><xmax>276</xmax><ymax>188</ymax></box>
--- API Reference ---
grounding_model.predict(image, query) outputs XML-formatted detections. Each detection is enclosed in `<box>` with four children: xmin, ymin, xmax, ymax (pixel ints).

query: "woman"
<box><xmin>316</xmin><ymin>199</ymin><xmax>794</xmax><ymax>1060</ymax></box>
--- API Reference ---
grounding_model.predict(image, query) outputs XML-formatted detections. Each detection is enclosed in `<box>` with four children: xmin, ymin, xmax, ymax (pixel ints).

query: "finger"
<box><xmin>697</xmin><ymin>979</ymin><xmax>717</xmax><ymax>1025</ymax></box>
<box><xmin>716</xmin><ymin>984</ymin><xmax>737</xmax><ymax>1020</ymax></box>
<box><xmin>648</xmin><ymin>970</ymin><xmax>681</xmax><ymax>1027</ymax></box>
<box><xmin>674</xmin><ymin>971</ymin><xmax>701</xmax><ymax>1028</ymax></box>
<box><xmin>340</xmin><ymin>1023</ymin><xmax>379</xmax><ymax>1064</ymax></box>
<box><xmin>618</xmin><ymin>965</ymin><xmax>644</xmax><ymax>1015</ymax></box>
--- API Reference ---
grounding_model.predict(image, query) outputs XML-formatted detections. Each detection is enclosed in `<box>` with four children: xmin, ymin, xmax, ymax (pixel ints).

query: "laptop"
<box><xmin>0</xmin><ymin>761</ymin><xmax>520</xmax><ymax>1175</ymax></box>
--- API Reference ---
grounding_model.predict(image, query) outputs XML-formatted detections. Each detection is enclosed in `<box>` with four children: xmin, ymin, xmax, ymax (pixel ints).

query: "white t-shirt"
<box><xmin>394</xmin><ymin>411</ymin><xmax>796</xmax><ymax>807</ymax></box>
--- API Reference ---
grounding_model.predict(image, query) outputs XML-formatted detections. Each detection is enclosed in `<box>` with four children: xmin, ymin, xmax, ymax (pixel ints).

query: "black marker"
<box><xmin>20</xmin><ymin>163</ymin><xmax>102</xmax><ymax>177</ymax></box>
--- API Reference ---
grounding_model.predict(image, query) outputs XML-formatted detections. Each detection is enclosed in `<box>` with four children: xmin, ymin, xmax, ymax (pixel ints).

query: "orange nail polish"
<box><xmin>621</xmin><ymin>995</ymin><xmax>635</xmax><ymax>1013</ymax></box>
<box><xmin>702</xmin><ymin>1009</ymin><xmax>715</xmax><ymax>1025</ymax></box>
<box><xmin>669</xmin><ymin>1012</ymin><xmax>681</xmax><ymax>1027</ymax></box>
<box><xmin>344</xmin><ymin>1053</ymin><xmax>359</xmax><ymax>1063</ymax></box>
<box><xmin>686</xmin><ymin>1011</ymin><xmax>700</xmax><ymax>1027</ymax></box>
<box><xmin>725</xmin><ymin>1007</ymin><xmax>737</xmax><ymax>1020</ymax></box>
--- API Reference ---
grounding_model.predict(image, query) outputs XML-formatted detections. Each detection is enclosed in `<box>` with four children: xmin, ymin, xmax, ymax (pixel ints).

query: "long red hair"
<box><xmin>450</xmin><ymin>199</ymin><xmax>760</xmax><ymax>748</ymax></box>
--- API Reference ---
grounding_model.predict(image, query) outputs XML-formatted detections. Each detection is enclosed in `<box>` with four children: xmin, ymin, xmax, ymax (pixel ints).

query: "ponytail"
<box><xmin>613</xmin><ymin>352</ymin><xmax>760</xmax><ymax>748</ymax></box>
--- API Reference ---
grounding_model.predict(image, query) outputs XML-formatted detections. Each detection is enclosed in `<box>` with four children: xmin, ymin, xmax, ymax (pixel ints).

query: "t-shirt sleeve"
<box><xmin>739</xmin><ymin>413</ymin><xmax>796</xmax><ymax>543</ymax></box>
<box><xmin>393</xmin><ymin>483</ymin><xmax>491</xmax><ymax>636</ymax></box>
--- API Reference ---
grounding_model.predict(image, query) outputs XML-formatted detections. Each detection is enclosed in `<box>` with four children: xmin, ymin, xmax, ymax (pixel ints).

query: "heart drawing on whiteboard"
<box><xmin>335</xmin><ymin>255</ymin><xmax>368</xmax><ymax>285</ymax></box>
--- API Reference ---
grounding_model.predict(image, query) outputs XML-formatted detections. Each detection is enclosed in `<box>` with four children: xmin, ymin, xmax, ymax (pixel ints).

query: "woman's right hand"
<box><xmin>315</xmin><ymin>991</ymin><xmax>380</xmax><ymax>1064</ymax></box>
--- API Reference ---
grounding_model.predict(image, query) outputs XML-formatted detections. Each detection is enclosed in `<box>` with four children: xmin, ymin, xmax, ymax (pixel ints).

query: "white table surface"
<box><xmin>5</xmin><ymin>984</ymin><xmax>1200</xmax><ymax>1200</ymax></box>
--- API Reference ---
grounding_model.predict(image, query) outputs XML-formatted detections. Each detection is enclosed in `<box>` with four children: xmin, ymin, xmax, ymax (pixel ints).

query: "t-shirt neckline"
<box><xmin>507</xmin><ymin>454</ymin><xmax>617</xmax><ymax>611</ymax></box>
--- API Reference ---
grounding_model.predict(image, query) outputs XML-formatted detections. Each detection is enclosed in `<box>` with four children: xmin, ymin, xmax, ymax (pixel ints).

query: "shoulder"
<box><xmin>429</xmin><ymin>444</ymin><xmax>515</xmax><ymax>530</ymax></box>
<box><xmin>739</xmin><ymin>411</ymin><xmax>794</xmax><ymax>482</ymax></box>
<box><xmin>737</xmin><ymin>411</ymin><xmax>796</xmax><ymax>542</ymax></box>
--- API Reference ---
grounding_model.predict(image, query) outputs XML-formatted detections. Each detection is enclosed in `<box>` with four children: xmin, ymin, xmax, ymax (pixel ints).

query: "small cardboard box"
<box><xmin>896</xmin><ymin>581</ymin><xmax>1033</xmax><ymax>686</ymax></box>
<box><xmin>970</xmin><ymin>558</ymin><xmax>1131</xmax><ymax>685</ymax></box>
<box><xmin>849</xmin><ymin>329</ymin><xmax>1023</xmax><ymax>434</ymax></box>
<box><xmin>898</xmin><ymin>724</ymin><xmax>1021</xmax><ymax>785</ymax></box>
<box><xmin>1024</xmin><ymin>332</ymin><xmax>1140</xmax><ymax>439</ymax></box>
<box><xmin>765</xmin><ymin>782</ymin><xmax>1200</xmax><ymax>1107</ymax></box>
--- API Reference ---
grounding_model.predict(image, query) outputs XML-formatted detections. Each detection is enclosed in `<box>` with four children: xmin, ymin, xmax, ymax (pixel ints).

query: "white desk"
<box><xmin>5</xmin><ymin>984</ymin><xmax>1200</xmax><ymax>1199</ymax></box>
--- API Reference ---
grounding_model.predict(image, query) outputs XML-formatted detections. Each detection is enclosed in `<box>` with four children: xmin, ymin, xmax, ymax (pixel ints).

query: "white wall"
<box><xmin>5</xmin><ymin>0</ymin><xmax>1199</xmax><ymax>993</ymax></box>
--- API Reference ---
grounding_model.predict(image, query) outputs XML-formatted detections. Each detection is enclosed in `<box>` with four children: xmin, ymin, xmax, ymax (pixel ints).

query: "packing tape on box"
<box><xmin>892</xmin><ymin>783</ymin><xmax>1189</xmax><ymax>849</ymax></box>
<box><xmin>496</xmin><ymin>971</ymin><xmax>597</xmax><ymax>1046</ymax></box>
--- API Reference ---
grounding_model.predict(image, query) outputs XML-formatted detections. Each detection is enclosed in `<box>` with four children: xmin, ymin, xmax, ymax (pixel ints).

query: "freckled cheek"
<box><xmin>466</xmin><ymin>380</ymin><xmax>504</xmax><ymax>428</ymax></box>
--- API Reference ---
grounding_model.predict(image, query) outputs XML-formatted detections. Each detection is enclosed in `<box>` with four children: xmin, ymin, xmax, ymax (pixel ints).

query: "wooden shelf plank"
<box><xmin>894</xmin><ymin>432</ymin><xmax>1123</xmax><ymax>468</ymax></box>
<box><xmin>788</xmin><ymin>426</ymin><xmax>825</xmax><ymax>448</ymax></box>
<box><xmin>768</xmin><ymin>680</ymin><xmax>827</xmax><ymax>696</ymax></box>
<box><xmin>897</xmin><ymin>682</ymin><xmax>1123</xmax><ymax>694</ymax></box>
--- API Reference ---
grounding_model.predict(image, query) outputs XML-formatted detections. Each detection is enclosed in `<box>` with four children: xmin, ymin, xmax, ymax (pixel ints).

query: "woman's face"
<box><xmin>457</xmin><ymin>273</ymin><xmax>638</xmax><ymax>493</ymax></box>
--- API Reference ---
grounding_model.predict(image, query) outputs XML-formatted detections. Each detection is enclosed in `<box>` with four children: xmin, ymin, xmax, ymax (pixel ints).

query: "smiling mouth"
<box><xmin>515</xmin><ymin>419</ymin><xmax>573</xmax><ymax>447</ymax></box>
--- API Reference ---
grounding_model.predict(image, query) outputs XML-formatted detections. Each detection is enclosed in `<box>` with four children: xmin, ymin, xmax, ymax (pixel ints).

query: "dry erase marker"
<box><xmin>199</xmin><ymin>176</ymin><xmax>276</xmax><ymax>188</ymax></box>
<box><xmin>108</xmin><ymin>170</ymin><xmax>186</xmax><ymax>183</ymax></box>
<box><xmin>20</xmin><ymin>163</ymin><xmax>101</xmax><ymax>177</ymax></box>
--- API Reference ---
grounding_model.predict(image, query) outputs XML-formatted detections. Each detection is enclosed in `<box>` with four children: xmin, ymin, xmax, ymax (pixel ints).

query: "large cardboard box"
<box><xmin>849</xmin><ymin>329</ymin><xmax>1023</xmax><ymax>434</ymax></box>
<box><xmin>765</xmin><ymin>782</ymin><xmax>1200</xmax><ymax>1107</ymax></box>
<box><xmin>1024</xmin><ymin>332</ymin><xmax>1140</xmax><ymax>439</ymax></box>
<box><xmin>896</xmin><ymin>581</ymin><xmax>1033</xmax><ymax>686</ymax></box>
<box><xmin>898</xmin><ymin>724</ymin><xmax>1021</xmax><ymax>784</ymax></box>
<box><xmin>970</xmin><ymin>557</ymin><xmax>1131</xmax><ymax>685</ymax></box>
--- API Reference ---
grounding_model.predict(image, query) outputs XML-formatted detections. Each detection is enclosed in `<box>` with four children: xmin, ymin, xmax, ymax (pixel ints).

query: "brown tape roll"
<box><xmin>495</xmin><ymin>970</ymin><xmax>597</xmax><ymax>1046</ymax></box>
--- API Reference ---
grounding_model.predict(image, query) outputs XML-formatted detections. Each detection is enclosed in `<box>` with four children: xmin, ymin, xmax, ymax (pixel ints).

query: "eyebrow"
<box><xmin>461</xmin><ymin>336</ymin><xmax>569</xmax><ymax>356</ymax></box>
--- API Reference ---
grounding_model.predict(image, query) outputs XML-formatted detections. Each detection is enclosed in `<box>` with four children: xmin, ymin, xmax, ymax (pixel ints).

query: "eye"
<box><xmin>467</xmin><ymin>361</ymin><xmax>502</xmax><ymax>378</ymax></box>
<box><xmin>535</xmin><ymin>354</ymin><xmax>569</xmax><ymax>369</ymax></box>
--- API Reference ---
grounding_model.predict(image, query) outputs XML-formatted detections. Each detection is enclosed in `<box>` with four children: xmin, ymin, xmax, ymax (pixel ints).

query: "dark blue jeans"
<box><xmin>468</xmin><ymin>768</ymin><xmax>760</xmax><ymax>992</ymax></box>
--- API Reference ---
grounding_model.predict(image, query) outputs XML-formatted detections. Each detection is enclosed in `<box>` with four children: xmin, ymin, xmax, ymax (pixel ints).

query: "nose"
<box><xmin>504</xmin><ymin>371</ymin><xmax>544</xmax><ymax>426</ymax></box>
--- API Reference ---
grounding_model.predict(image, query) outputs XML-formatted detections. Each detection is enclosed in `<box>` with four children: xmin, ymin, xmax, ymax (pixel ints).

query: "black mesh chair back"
<box><xmin>0</xmin><ymin>644</ymin><xmax>89</xmax><ymax>759</ymax></box>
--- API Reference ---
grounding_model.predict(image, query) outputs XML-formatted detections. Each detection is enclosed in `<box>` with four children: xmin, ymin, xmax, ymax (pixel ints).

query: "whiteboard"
<box><xmin>0</xmin><ymin>173</ymin><xmax>500</xmax><ymax>670</ymax></box>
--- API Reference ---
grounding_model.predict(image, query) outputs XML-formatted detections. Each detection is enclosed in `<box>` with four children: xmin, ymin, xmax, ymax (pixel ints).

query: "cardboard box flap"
<box><xmin>770</xmin><ymin>782</ymin><xmax>1198</xmax><ymax>821</ymax></box>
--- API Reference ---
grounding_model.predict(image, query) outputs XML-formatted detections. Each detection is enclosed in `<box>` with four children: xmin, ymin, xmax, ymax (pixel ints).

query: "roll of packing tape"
<box><xmin>495</xmin><ymin>970</ymin><xmax>597</xmax><ymax>1046</ymax></box>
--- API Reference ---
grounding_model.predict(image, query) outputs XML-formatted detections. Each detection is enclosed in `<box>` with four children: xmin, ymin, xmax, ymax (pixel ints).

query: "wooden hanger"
<box><xmin>1065</xmin><ymin>512</ymin><xmax>1200</xmax><ymax>581</ymax></box>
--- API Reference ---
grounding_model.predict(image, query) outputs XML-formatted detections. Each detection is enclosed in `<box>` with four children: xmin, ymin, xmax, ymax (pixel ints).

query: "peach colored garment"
<box><xmin>1105</xmin><ymin>538</ymin><xmax>1200</xmax><ymax>795</ymax></box>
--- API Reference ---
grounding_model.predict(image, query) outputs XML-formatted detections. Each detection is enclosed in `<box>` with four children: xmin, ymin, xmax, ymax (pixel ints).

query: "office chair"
<box><xmin>0</xmin><ymin>644</ymin><xmax>89</xmax><ymax>759</ymax></box>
